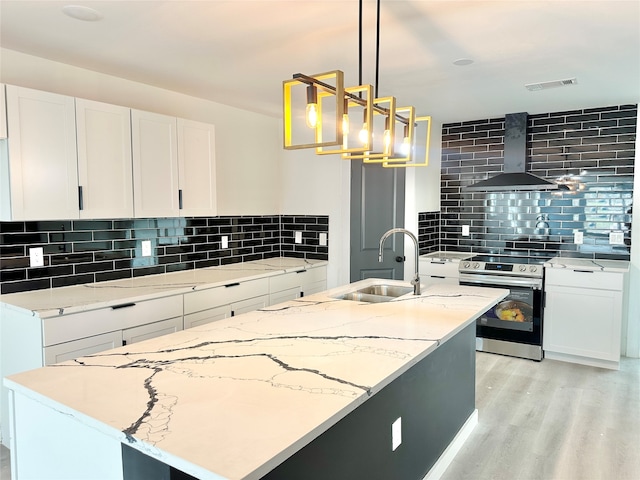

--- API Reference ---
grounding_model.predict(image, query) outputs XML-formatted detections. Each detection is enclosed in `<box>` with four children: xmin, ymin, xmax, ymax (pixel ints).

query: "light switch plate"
<box><xmin>609</xmin><ymin>231</ymin><xmax>624</xmax><ymax>245</ymax></box>
<box><xmin>574</xmin><ymin>231</ymin><xmax>583</xmax><ymax>245</ymax></box>
<box><xmin>319</xmin><ymin>232</ymin><xmax>327</xmax><ymax>246</ymax></box>
<box><xmin>141</xmin><ymin>240</ymin><xmax>152</xmax><ymax>257</ymax></box>
<box><xmin>294</xmin><ymin>231</ymin><xmax>303</xmax><ymax>244</ymax></box>
<box><xmin>462</xmin><ymin>225</ymin><xmax>470</xmax><ymax>237</ymax></box>
<box><xmin>29</xmin><ymin>247</ymin><xmax>44</xmax><ymax>267</ymax></box>
<box><xmin>391</xmin><ymin>417</ymin><xmax>402</xmax><ymax>451</ymax></box>
<box><xmin>221</xmin><ymin>236</ymin><xmax>229</xmax><ymax>249</ymax></box>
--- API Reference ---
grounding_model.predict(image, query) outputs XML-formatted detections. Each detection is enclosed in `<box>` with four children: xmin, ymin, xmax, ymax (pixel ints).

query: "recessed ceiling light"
<box><xmin>62</xmin><ymin>5</ymin><xmax>104</xmax><ymax>22</ymax></box>
<box><xmin>453</xmin><ymin>58</ymin><xmax>474</xmax><ymax>66</ymax></box>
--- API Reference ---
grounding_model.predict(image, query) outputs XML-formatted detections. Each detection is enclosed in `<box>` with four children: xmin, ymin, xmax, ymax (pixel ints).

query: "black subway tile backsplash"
<box><xmin>0</xmin><ymin>214</ymin><xmax>329</xmax><ymax>294</ymax></box>
<box><xmin>421</xmin><ymin>104</ymin><xmax>636</xmax><ymax>259</ymax></box>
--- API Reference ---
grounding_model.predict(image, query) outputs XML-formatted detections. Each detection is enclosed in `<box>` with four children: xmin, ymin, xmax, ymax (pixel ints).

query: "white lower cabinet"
<box><xmin>122</xmin><ymin>316</ymin><xmax>183</xmax><ymax>345</ymax></box>
<box><xmin>543</xmin><ymin>268</ymin><xmax>626</xmax><ymax>369</ymax></box>
<box><xmin>419</xmin><ymin>259</ymin><xmax>460</xmax><ymax>286</ymax></box>
<box><xmin>184</xmin><ymin>305</ymin><xmax>231</xmax><ymax>330</ymax></box>
<box><xmin>183</xmin><ymin>278</ymin><xmax>270</xmax><ymax>330</ymax></box>
<box><xmin>268</xmin><ymin>266</ymin><xmax>327</xmax><ymax>305</ymax></box>
<box><xmin>42</xmin><ymin>295</ymin><xmax>183</xmax><ymax>365</ymax></box>
<box><xmin>44</xmin><ymin>331</ymin><xmax>123</xmax><ymax>365</ymax></box>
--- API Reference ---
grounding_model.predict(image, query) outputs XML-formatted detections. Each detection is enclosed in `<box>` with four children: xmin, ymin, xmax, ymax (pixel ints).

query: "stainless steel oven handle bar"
<box><xmin>458</xmin><ymin>273</ymin><xmax>543</xmax><ymax>290</ymax></box>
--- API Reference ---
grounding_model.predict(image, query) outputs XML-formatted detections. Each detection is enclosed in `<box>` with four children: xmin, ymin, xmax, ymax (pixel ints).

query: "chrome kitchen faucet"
<box><xmin>378</xmin><ymin>228</ymin><xmax>421</xmax><ymax>295</ymax></box>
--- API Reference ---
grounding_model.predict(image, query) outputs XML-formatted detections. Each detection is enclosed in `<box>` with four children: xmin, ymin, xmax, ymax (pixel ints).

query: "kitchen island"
<box><xmin>4</xmin><ymin>280</ymin><xmax>507</xmax><ymax>480</ymax></box>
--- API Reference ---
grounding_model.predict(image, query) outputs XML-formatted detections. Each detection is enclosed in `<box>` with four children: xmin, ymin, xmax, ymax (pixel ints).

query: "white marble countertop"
<box><xmin>5</xmin><ymin>279</ymin><xmax>507</xmax><ymax>480</ymax></box>
<box><xmin>544</xmin><ymin>256</ymin><xmax>630</xmax><ymax>273</ymax></box>
<box><xmin>420</xmin><ymin>251</ymin><xmax>475</xmax><ymax>262</ymax></box>
<box><xmin>0</xmin><ymin>257</ymin><xmax>327</xmax><ymax>318</ymax></box>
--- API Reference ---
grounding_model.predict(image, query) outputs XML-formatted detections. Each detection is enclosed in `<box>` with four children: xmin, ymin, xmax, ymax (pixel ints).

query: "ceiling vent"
<box><xmin>525</xmin><ymin>77</ymin><xmax>578</xmax><ymax>91</ymax></box>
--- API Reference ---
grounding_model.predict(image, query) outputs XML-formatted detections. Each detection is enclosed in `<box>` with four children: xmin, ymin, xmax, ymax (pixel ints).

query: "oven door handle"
<box><xmin>459</xmin><ymin>273</ymin><xmax>542</xmax><ymax>290</ymax></box>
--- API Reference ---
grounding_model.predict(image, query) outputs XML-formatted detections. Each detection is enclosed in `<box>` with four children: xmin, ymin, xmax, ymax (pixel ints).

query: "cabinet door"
<box><xmin>184</xmin><ymin>305</ymin><xmax>231</xmax><ymax>329</ymax></box>
<box><xmin>44</xmin><ymin>331</ymin><xmax>123</xmax><ymax>365</ymax></box>
<box><xmin>76</xmin><ymin>99</ymin><xmax>133</xmax><ymax>218</ymax></box>
<box><xmin>177</xmin><ymin>118</ymin><xmax>216</xmax><ymax>216</ymax></box>
<box><xmin>122</xmin><ymin>317</ymin><xmax>183</xmax><ymax>346</ymax></box>
<box><xmin>131</xmin><ymin>109</ymin><xmax>179</xmax><ymax>218</ymax></box>
<box><xmin>269</xmin><ymin>287</ymin><xmax>300</xmax><ymax>306</ymax></box>
<box><xmin>4</xmin><ymin>85</ymin><xmax>79</xmax><ymax>220</ymax></box>
<box><xmin>232</xmin><ymin>295</ymin><xmax>269</xmax><ymax>316</ymax></box>
<box><xmin>543</xmin><ymin>286</ymin><xmax>622</xmax><ymax>361</ymax></box>
<box><xmin>0</xmin><ymin>83</ymin><xmax>6</xmax><ymax>139</ymax></box>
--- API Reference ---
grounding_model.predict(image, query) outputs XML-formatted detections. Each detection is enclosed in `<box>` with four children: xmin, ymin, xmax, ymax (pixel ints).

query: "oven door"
<box><xmin>459</xmin><ymin>273</ymin><xmax>543</xmax><ymax>347</ymax></box>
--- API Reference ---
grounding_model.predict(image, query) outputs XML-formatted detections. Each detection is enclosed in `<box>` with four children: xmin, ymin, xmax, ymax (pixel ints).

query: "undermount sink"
<box><xmin>333</xmin><ymin>284</ymin><xmax>414</xmax><ymax>303</ymax></box>
<box><xmin>355</xmin><ymin>284</ymin><xmax>414</xmax><ymax>297</ymax></box>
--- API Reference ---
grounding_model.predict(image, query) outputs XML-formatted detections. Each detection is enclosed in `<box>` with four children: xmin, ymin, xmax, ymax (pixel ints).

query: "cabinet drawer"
<box><xmin>43</xmin><ymin>295</ymin><xmax>183</xmax><ymax>347</ymax></box>
<box><xmin>44</xmin><ymin>331</ymin><xmax>123</xmax><ymax>365</ymax></box>
<box><xmin>418</xmin><ymin>260</ymin><xmax>459</xmax><ymax>278</ymax></box>
<box><xmin>270</xmin><ymin>271</ymin><xmax>303</xmax><ymax>292</ymax></box>
<box><xmin>545</xmin><ymin>268</ymin><xmax>623</xmax><ymax>291</ymax></box>
<box><xmin>184</xmin><ymin>277</ymin><xmax>269</xmax><ymax>315</ymax></box>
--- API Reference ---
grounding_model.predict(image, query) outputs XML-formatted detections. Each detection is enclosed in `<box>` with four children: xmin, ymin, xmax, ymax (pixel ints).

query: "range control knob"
<box><xmin>530</xmin><ymin>266</ymin><xmax>538</xmax><ymax>273</ymax></box>
<box><xmin>473</xmin><ymin>263</ymin><xmax>481</xmax><ymax>269</ymax></box>
<box><xmin>463</xmin><ymin>262</ymin><xmax>470</xmax><ymax>268</ymax></box>
<box><xmin>519</xmin><ymin>265</ymin><xmax>527</xmax><ymax>272</ymax></box>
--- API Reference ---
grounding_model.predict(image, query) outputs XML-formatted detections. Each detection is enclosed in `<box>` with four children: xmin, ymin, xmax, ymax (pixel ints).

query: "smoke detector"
<box><xmin>525</xmin><ymin>77</ymin><xmax>578</xmax><ymax>91</ymax></box>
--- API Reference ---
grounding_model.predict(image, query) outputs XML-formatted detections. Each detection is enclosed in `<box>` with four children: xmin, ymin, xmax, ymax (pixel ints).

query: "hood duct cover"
<box><xmin>467</xmin><ymin>112</ymin><xmax>565</xmax><ymax>191</ymax></box>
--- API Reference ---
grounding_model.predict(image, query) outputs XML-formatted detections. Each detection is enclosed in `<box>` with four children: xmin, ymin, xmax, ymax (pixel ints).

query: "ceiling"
<box><xmin>1</xmin><ymin>0</ymin><xmax>639</xmax><ymax>123</ymax></box>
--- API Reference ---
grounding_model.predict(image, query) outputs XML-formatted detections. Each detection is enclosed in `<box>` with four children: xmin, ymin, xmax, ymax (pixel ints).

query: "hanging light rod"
<box><xmin>291</xmin><ymin>72</ymin><xmax>411</xmax><ymax>126</ymax></box>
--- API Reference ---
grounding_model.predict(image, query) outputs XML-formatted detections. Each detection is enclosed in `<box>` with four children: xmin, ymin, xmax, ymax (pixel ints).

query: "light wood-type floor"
<box><xmin>442</xmin><ymin>352</ymin><xmax>640</xmax><ymax>480</ymax></box>
<box><xmin>1</xmin><ymin>352</ymin><xmax>638</xmax><ymax>480</ymax></box>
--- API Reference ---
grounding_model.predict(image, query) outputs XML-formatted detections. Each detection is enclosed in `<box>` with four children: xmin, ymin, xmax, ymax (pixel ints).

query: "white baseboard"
<box><xmin>422</xmin><ymin>409</ymin><xmax>478</xmax><ymax>480</ymax></box>
<box><xmin>544</xmin><ymin>351</ymin><xmax>620</xmax><ymax>370</ymax></box>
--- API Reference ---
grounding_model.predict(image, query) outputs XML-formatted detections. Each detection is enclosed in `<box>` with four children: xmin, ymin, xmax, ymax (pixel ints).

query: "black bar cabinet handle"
<box><xmin>78</xmin><ymin>186</ymin><xmax>84</xmax><ymax>210</ymax></box>
<box><xmin>573</xmin><ymin>269</ymin><xmax>594</xmax><ymax>273</ymax></box>
<box><xmin>111</xmin><ymin>302</ymin><xmax>136</xmax><ymax>310</ymax></box>
<box><xmin>225</xmin><ymin>282</ymin><xmax>240</xmax><ymax>288</ymax></box>
<box><xmin>178</xmin><ymin>189</ymin><xmax>183</xmax><ymax>210</ymax></box>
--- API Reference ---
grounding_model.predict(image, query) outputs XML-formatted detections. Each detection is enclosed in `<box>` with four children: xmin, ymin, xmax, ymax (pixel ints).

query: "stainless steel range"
<box><xmin>458</xmin><ymin>255</ymin><xmax>548</xmax><ymax>361</ymax></box>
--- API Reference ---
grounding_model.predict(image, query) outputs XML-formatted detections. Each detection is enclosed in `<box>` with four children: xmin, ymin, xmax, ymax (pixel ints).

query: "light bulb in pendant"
<box><xmin>359</xmin><ymin>123</ymin><xmax>368</xmax><ymax>144</ymax></box>
<box><xmin>342</xmin><ymin>114</ymin><xmax>350</xmax><ymax>148</ymax></box>
<box><xmin>399</xmin><ymin>125</ymin><xmax>411</xmax><ymax>156</ymax></box>
<box><xmin>305</xmin><ymin>85</ymin><xmax>318</xmax><ymax>129</ymax></box>
<box><xmin>383</xmin><ymin>128</ymin><xmax>391</xmax><ymax>155</ymax></box>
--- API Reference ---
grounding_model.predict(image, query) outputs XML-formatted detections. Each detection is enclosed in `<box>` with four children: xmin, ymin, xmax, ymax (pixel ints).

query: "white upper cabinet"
<box><xmin>2</xmin><ymin>85</ymin><xmax>79</xmax><ymax>221</ymax></box>
<box><xmin>76</xmin><ymin>98</ymin><xmax>133</xmax><ymax>219</ymax></box>
<box><xmin>0</xmin><ymin>84</ymin><xmax>7</xmax><ymax>139</ymax></box>
<box><xmin>177</xmin><ymin>118</ymin><xmax>216</xmax><ymax>217</ymax></box>
<box><xmin>131</xmin><ymin>109</ymin><xmax>180</xmax><ymax>218</ymax></box>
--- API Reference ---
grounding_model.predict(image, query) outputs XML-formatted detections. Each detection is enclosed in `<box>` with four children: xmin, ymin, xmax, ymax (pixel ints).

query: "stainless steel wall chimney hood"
<box><xmin>466</xmin><ymin>112</ymin><xmax>565</xmax><ymax>191</ymax></box>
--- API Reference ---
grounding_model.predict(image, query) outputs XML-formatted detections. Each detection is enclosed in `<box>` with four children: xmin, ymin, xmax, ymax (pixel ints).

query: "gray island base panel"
<box><xmin>4</xmin><ymin>281</ymin><xmax>508</xmax><ymax>480</ymax></box>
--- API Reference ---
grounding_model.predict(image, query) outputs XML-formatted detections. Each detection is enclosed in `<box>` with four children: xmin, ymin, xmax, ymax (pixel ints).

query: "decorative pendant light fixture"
<box><xmin>282</xmin><ymin>0</ymin><xmax>431</xmax><ymax>168</ymax></box>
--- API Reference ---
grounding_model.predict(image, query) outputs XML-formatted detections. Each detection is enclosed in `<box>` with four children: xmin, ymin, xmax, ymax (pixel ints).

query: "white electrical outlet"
<box><xmin>391</xmin><ymin>417</ymin><xmax>402</xmax><ymax>451</ymax></box>
<box><xmin>29</xmin><ymin>247</ymin><xmax>44</xmax><ymax>267</ymax></box>
<box><xmin>574</xmin><ymin>231</ymin><xmax>583</xmax><ymax>245</ymax></box>
<box><xmin>462</xmin><ymin>225</ymin><xmax>470</xmax><ymax>237</ymax></box>
<box><xmin>319</xmin><ymin>232</ymin><xmax>327</xmax><ymax>246</ymax></box>
<box><xmin>609</xmin><ymin>231</ymin><xmax>624</xmax><ymax>245</ymax></box>
<box><xmin>141</xmin><ymin>240</ymin><xmax>152</xmax><ymax>257</ymax></box>
<box><xmin>221</xmin><ymin>236</ymin><xmax>229</xmax><ymax>249</ymax></box>
<box><xmin>294</xmin><ymin>231</ymin><xmax>303</xmax><ymax>244</ymax></box>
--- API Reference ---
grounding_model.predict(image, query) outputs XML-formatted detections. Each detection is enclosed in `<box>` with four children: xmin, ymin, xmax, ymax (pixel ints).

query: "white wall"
<box><xmin>626</xmin><ymin>116</ymin><xmax>640</xmax><ymax>358</ymax></box>
<box><xmin>279</xmin><ymin>149</ymin><xmax>351</xmax><ymax>288</ymax></box>
<box><xmin>0</xmin><ymin>48</ymin><xmax>280</xmax><ymax>215</ymax></box>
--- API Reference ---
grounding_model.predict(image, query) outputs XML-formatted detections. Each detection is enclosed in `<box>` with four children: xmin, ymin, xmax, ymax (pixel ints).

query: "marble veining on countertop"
<box><xmin>0</xmin><ymin>257</ymin><xmax>327</xmax><ymax>318</ymax></box>
<box><xmin>544</xmin><ymin>256</ymin><xmax>630</xmax><ymax>272</ymax></box>
<box><xmin>5</xmin><ymin>280</ymin><xmax>508</xmax><ymax>480</ymax></box>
